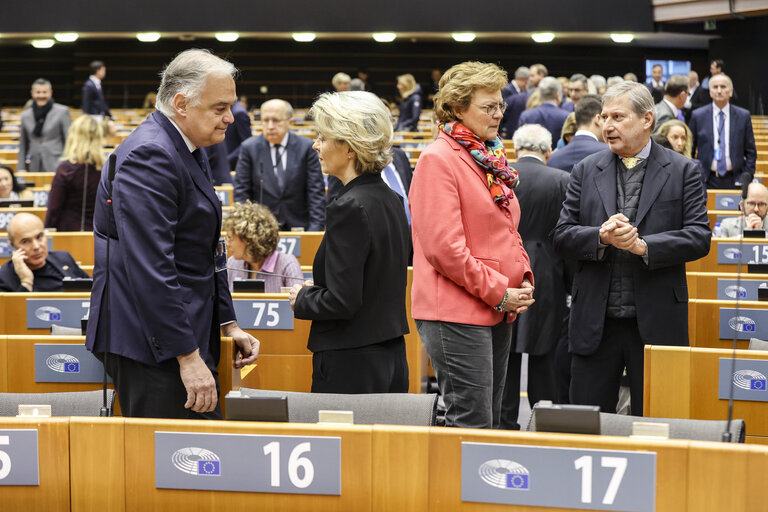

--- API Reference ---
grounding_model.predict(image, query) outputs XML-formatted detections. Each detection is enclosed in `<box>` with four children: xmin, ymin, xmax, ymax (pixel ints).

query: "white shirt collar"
<box><xmin>167</xmin><ymin>116</ymin><xmax>197</xmax><ymax>153</ymax></box>
<box><xmin>518</xmin><ymin>153</ymin><xmax>545</xmax><ymax>164</ymax></box>
<box><xmin>574</xmin><ymin>129</ymin><xmax>598</xmax><ymax>141</ymax></box>
<box><xmin>713</xmin><ymin>103</ymin><xmax>730</xmax><ymax>117</ymax></box>
<box><xmin>89</xmin><ymin>75</ymin><xmax>102</xmax><ymax>87</ymax></box>
<box><xmin>271</xmin><ymin>132</ymin><xmax>289</xmax><ymax>148</ymax></box>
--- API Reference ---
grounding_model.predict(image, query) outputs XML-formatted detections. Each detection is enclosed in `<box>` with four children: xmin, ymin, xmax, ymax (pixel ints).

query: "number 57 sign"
<box><xmin>461</xmin><ymin>442</ymin><xmax>656</xmax><ymax>511</ymax></box>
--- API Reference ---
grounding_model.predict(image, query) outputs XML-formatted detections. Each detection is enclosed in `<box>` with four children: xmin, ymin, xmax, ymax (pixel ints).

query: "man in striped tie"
<box><xmin>552</xmin><ymin>81</ymin><xmax>711</xmax><ymax>417</ymax></box>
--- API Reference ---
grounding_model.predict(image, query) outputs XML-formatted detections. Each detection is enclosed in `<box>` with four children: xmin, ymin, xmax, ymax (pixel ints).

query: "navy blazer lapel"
<box><xmin>594</xmin><ymin>152</ymin><xmax>617</xmax><ymax>219</ymax></box>
<box><xmin>636</xmin><ymin>142</ymin><xmax>671</xmax><ymax>226</ymax></box>
<box><xmin>704</xmin><ymin>104</ymin><xmax>715</xmax><ymax>147</ymax></box>
<box><xmin>153</xmin><ymin>113</ymin><xmax>221</xmax><ymax>225</ymax></box>
<box><xmin>258</xmin><ymin>136</ymin><xmax>282</xmax><ymax>196</ymax></box>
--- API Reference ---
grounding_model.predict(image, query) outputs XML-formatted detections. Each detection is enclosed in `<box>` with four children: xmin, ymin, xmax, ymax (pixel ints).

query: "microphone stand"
<box><xmin>100</xmin><ymin>154</ymin><xmax>117</xmax><ymax>417</ymax></box>
<box><xmin>80</xmin><ymin>159</ymin><xmax>89</xmax><ymax>232</ymax></box>
<box><xmin>259</xmin><ymin>161</ymin><xmax>264</xmax><ymax>206</ymax></box>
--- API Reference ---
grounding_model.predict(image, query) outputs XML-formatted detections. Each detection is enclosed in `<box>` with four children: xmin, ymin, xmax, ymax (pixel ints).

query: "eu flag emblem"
<box><xmin>198</xmin><ymin>460</ymin><xmax>220</xmax><ymax>475</ymax></box>
<box><xmin>750</xmin><ymin>379</ymin><xmax>767</xmax><ymax>390</ymax></box>
<box><xmin>506</xmin><ymin>473</ymin><xmax>529</xmax><ymax>489</ymax></box>
<box><xmin>64</xmin><ymin>362</ymin><xmax>80</xmax><ymax>373</ymax></box>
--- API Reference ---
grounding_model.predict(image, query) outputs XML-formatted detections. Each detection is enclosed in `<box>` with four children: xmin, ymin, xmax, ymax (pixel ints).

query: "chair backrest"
<box><xmin>749</xmin><ymin>337</ymin><xmax>768</xmax><ymax>351</ymax></box>
<box><xmin>238</xmin><ymin>388</ymin><xmax>437</xmax><ymax>426</ymax></box>
<box><xmin>50</xmin><ymin>324</ymin><xmax>83</xmax><ymax>335</ymax></box>
<box><xmin>528</xmin><ymin>409</ymin><xmax>745</xmax><ymax>442</ymax></box>
<box><xmin>0</xmin><ymin>390</ymin><xmax>115</xmax><ymax>417</ymax></box>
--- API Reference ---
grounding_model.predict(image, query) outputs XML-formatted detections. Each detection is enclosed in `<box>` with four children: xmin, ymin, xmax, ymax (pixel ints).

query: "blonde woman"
<box><xmin>223</xmin><ymin>201</ymin><xmax>303</xmax><ymax>293</ymax></box>
<box><xmin>45</xmin><ymin>115</ymin><xmax>104</xmax><ymax>231</ymax></box>
<box><xmin>657</xmin><ymin>119</ymin><xmax>693</xmax><ymax>158</ymax></box>
<box><xmin>290</xmin><ymin>91</ymin><xmax>411</xmax><ymax>393</ymax></box>
<box><xmin>394</xmin><ymin>73</ymin><xmax>422</xmax><ymax>132</ymax></box>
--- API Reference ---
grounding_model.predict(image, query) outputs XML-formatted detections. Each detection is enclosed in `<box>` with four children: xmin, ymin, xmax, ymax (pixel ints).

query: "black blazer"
<box><xmin>326</xmin><ymin>147</ymin><xmax>412</xmax><ymax>201</ymax></box>
<box><xmin>81</xmin><ymin>79</ymin><xmax>111</xmax><ymax>118</ymax></box>
<box><xmin>233</xmin><ymin>132</ymin><xmax>326</xmax><ymax>231</ymax></box>
<box><xmin>294</xmin><ymin>172</ymin><xmax>410</xmax><ymax>353</ymax></box>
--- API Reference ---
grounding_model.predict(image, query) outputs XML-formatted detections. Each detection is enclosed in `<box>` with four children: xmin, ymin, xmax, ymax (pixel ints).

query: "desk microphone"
<box><xmin>100</xmin><ymin>154</ymin><xmax>117</xmax><ymax>417</ymax></box>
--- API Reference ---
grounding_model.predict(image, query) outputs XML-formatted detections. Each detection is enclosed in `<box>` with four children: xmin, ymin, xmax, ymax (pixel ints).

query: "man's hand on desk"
<box><xmin>223</xmin><ymin>321</ymin><xmax>260</xmax><ymax>369</ymax></box>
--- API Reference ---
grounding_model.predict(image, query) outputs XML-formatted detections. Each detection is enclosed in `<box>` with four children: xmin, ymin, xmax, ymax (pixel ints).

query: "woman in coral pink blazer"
<box><xmin>410</xmin><ymin>62</ymin><xmax>534</xmax><ymax>429</ymax></box>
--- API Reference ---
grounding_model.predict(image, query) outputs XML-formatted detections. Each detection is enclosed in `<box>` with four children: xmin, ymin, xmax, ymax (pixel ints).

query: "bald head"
<box><xmin>260</xmin><ymin>99</ymin><xmax>294</xmax><ymax>145</ymax></box>
<box><xmin>8</xmin><ymin>213</ymin><xmax>48</xmax><ymax>270</ymax></box>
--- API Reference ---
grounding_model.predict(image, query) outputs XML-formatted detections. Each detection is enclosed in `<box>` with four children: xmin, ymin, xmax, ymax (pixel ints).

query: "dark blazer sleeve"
<box><xmin>742</xmin><ymin>112</ymin><xmax>757</xmax><ymax>175</ymax></box>
<box><xmin>54</xmin><ymin>252</ymin><xmax>90</xmax><ymax>279</ymax></box>
<box><xmin>227</xmin><ymin>110</ymin><xmax>252</xmax><ymax>167</ymax></box>
<box><xmin>81</xmin><ymin>82</ymin><xmax>94</xmax><ymax>114</ymax></box>
<box><xmin>551</xmin><ymin>161</ymin><xmax>603</xmax><ymax>262</ymax></box>
<box><xmin>392</xmin><ymin>147</ymin><xmax>413</xmax><ymax>194</ymax></box>
<box><xmin>44</xmin><ymin>162</ymin><xmax>72</xmax><ymax>230</ymax></box>
<box><xmin>294</xmin><ymin>196</ymin><xmax>370</xmax><ymax>320</ymax></box>
<box><xmin>303</xmin><ymin>142</ymin><xmax>326</xmax><ymax>231</ymax></box>
<box><xmin>233</xmin><ymin>140</ymin><xmax>255</xmax><ymax>203</ymax></box>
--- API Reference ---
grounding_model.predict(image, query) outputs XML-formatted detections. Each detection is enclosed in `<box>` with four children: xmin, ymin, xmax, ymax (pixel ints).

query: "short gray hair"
<box><xmin>513</xmin><ymin>124</ymin><xmax>552</xmax><ymax>154</ymax></box>
<box><xmin>590</xmin><ymin>74</ymin><xmax>606</xmax><ymax>90</ymax></box>
<box><xmin>710</xmin><ymin>72</ymin><xmax>733</xmax><ymax>89</ymax></box>
<box><xmin>606</xmin><ymin>76</ymin><xmax>624</xmax><ymax>88</ymax></box>
<box><xmin>538</xmin><ymin>76</ymin><xmax>562</xmax><ymax>101</ymax></box>
<box><xmin>156</xmin><ymin>49</ymin><xmax>237</xmax><ymax>118</ymax></box>
<box><xmin>514</xmin><ymin>66</ymin><xmax>530</xmax><ymax>79</ymax></box>
<box><xmin>602</xmin><ymin>81</ymin><xmax>656</xmax><ymax>131</ymax></box>
<box><xmin>310</xmin><ymin>91</ymin><xmax>393</xmax><ymax>175</ymax></box>
<box><xmin>349</xmin><ymin>78</ymin><xmax>365</xmax><ymax>91</ymax></box>
<box><xmin>31</xmin><ymin>78</ymin><xmax>52</xmax><ymax>89</ymax></box>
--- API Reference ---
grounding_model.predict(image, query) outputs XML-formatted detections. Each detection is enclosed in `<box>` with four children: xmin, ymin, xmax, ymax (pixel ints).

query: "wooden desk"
<box><xmin>0</xmin><ymin>417</ymin><xmax>70</xmax><ymax>511</ymax></box>
<box><xmin>687</xmin><ymin>271</ymin><xmax>768</xmax><ymax>299</ymax></box>
<box><xmin>0</xmin><ymin>207</ymin><xmax>46</xmax><ymax>231</ymax></box>
<box><xmin>644</xmin><ymin>345</ymin><xmax>768</xmax><ymax>441</ymax></box>
<box><xmin>688</xmin><ymin>298</ymin><xmax>768</xmax><ymax>349</ymax></box>
<box><xmin>687</xmin><ymin>237</ymin><xmax>768</xmax><ymax>272</ymax></box>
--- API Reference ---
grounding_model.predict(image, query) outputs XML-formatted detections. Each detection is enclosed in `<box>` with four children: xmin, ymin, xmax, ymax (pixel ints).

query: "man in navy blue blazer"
<box><xmin>548</xmin><ymin>94</ymin><xmax>607</xmax><ymax>173</ymax></box>
<box><xmin>501</xmin><ymin>63</ymin><xmax>547</xmax><ymax>138</ymax></box>
<box><xmin>501</xmin><ymin>66</ymin><xmax>529</xmax><ymax>103</ymax></box>
<box><xmin>81</xmin><ymin>61</ymin><xmax>112</xmax><ymax>119</ymax></box>
<box><xmin>86</xmin><ymin>49</ymin><xmax>259</xmax><ymax>419</ymax></box>
<box><xmin>689</xmin><ymin>73</ymin><xmax>756</xmax><ymax>189</ymax></box>
<box><xmin>224</xmin><ymin>100</ymin><xmax>251</xmax><ymax>168</ymax></box>
<box><xmin>518</xmin><ymin>77</ymin><xmax>570</xmax><ymax>149</ymax></box>
<box><xmin>234</xmin><ymin>99</ymin><xmax>325</xmax><ymax>231</ymax></box>
<box><xmin>561</xmin><ymin>74</ymin><xmax>589</xmax><ymax>113</ymax></box>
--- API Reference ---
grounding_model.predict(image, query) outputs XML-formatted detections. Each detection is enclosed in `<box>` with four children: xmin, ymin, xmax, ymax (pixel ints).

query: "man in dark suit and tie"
<box><xmin>653</xmin><ymin>74</ymin><xmax>689</xmax><ymax>130</ymax></box>
<box><xmin>500</xmin><ymin>123</ymin><xmax>570</xmax><ymax>430</ymax></box>
<box><xmin>689</xmin><ymin>73</ymin><xmax>756</xmax><ymax>190</ymax></box>
<box><xmin>561</xmin><ymin>74</ymin><xmax>588</xmax><ymax>113</ymax></box>
<box><xmin>86</xmin><ymin>49</ymin><xmax>259</xmax><ymax>419</ymax></box>
<box><xmin>501</xmin><ymin>66</ymin><xmax>529</xmax><ymax>103</ymax></box>
<box><xmin>519</xmin><ymin>77</ymin><xmax>570</xmax><ymax>150</ymax></box>
<box><xmin>645</xmin><ymin>64</ymin><xmax>665</xmax><ymax>104</ymax></box>
<box><xmin>547</xmin><ymin>94</ymin><xmax>607</xmax><ymax>173</ymax></box>
<box><xmin>683</xmin><ymin>71</ymin><xmax>710</xmax><ymax>121</ymax></box>
<box><xmin>234</xmin><ymin>99</ymin><xmax>325</xmax><ymax>231</ymax></box>
<box><xmin>552</xmin><ymin>81</ymin><xmax>710</xmax><ymax>416</ymax></box>
<box><xmin>501</xmin><ymin>63</ymin><xmax>547</xmax><ymax>138</ymax></box>
<box><xmin>81</xmin><ymin>60</ymin><xmax>112</xmax><ymax>120</ymax></box>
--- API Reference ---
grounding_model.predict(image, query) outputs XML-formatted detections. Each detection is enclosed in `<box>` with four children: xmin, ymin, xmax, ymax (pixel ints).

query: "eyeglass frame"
<box><xmin>472</xmin><ymin>102</ymin><xmax>508</xmax><ymax>116</ymax></box>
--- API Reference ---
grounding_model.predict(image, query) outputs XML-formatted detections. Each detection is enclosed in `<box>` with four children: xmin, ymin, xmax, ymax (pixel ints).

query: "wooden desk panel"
<box><xmin>686</xmin><ymin>237</ymin><xmax>768</xmax><ymax>272</ymax></box>
<box><xmin>687</xmin><ymin>271</ymin><xmax>768</xmax><ymax>300</ymax></box>
<box><xmin>689</xmin><ymin>299</ymin><xmax>760</xmax><ymax>349</ymax></box>
<box><xmin>0</xmin><ymin>417</ymin><xmax>70</xmax><ymax>511</ymax></box>
<box><xmin>372</xmin><ymin>425</ymin><xmax>429</xmax><ymax>512</ymax></box>
<box><xmin>69</xmin><ymin>417</ymin><xmax>125</xmax><ymax>512</ymax></box>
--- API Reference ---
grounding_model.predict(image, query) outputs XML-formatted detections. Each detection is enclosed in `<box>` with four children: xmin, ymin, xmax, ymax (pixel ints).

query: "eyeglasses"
<box><xmin>473</xmin><ymin>102</ymin><xmax>507</xmax><ymax>116</ymax></box>
<box><xmin>745</xmin><ymin>201</ymin><xmax>768</xmax><ymax>209</ymax></box>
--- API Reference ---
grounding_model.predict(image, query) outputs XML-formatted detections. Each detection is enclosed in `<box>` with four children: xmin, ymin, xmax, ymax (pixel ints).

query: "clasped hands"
<box><xmin>498</xmin><ymin>278</ymin><xmax>535</xmax><ymax>314</ymax></box>
<box><xmin>288</xmin><ymin>280</ymin><xmax>314</xmax><ymax>309</ymax></box>
<box><xmin>599</xmin><ymin>213</ymin><xmax>646</xmax><ymax>256</ymax></box>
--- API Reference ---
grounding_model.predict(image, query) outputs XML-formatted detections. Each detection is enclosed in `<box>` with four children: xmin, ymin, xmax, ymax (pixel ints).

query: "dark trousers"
<box><xmin>311</xmin><ymin>337</ymin><xmax>409</xmax><ymax>394</ymax></box>
<box><xmin>570</xmin><ymin>317</ymin><xmax>644</xmax><ymax>416</ymax></box>
<box><xmin>706</xmin><ymin>170</ymin><xmax>738</xmax><ymax>190</ymax></box>
<box><xmin>501</xmin><ymin>349</ymin><xmax>559</xmax><ymax>430</ymax></box>
<box><xmin>99</xmin><ymin>352</ymin><xmax>222</xmax><ymax>419</ymax></box>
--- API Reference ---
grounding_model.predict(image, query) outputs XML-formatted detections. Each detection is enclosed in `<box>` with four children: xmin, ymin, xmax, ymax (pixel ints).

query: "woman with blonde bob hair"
<box><xmin>45</xmin><ymin>115</ymin><xmax>105</xmax><ymax>231</ymax></box>
<box><xmin>223</xmin><ymin>201</ymin><xmax>303</xmax><ymax>293</ymax></box>
<box><xmin>394</xmin><ymin>73</ymin><xmax>422</xmax><ymax>132</ymax></box>
<box><xmin>657</xmin><ymin>119</ymin><xmax>693</xmax><ymax>158</ymax></box>
<box><xmin>410</xmin><ymin>61</ymin><xmax>535</xmax><ymax>429</ymax></box>
<box><xmin>290</xmin><ymin>91</ymin><xmax>411</xmax><ymax>393</ymax></box>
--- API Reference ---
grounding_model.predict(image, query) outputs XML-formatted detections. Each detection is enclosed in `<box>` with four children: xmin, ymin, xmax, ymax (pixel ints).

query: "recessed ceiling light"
<box><xmin>54</xmin><ymin>33</ymin><xmax>79</xmax><ymax>42</ymax></box>
<box><xmin>610</xmin><ymin>33</ymin><xmax>634</xmax><ymax>43</ymax></box>
<box><xmin>31</xmin><ymin>39</ymin><xmax>55</xmax><ymax>49</ymax></box>
<box><xmin>215</xmin><ymin>32</ymin><xmax>239</xmax><ymax>42</ymax></box>
<box><xmin>451</xmin><ymin>32</ymin><xmax>476</xmax><ymax>42</ymax></box>
<box><xmin>292</xmin><ymin>32</ymin><xmax>316</xmax><ymax>42</ymax></box>
<box><xmin>372</xmin><ymin>32</ymin><xmax>397</xmax><ymax>43</ymax></box>
<box><xmin>136</xmin><ymin>32</ymin><xmax>161</xmax><ymax>42</ymax></box>
<box><xmin>531</xmin><ymin>32</ymin><xmax>555</xmax><ymax>43</ymax></box>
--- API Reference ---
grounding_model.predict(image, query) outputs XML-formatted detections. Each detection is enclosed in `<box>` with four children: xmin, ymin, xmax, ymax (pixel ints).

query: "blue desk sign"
<box><xmin>717</xmin><ymin>279</ymin><xmax>768</xmax><ymax>301</ymax></box>
<box><xmin>0</xmin><ymin>430</ymin><xmax>39</xmax><ymax>486</ymax></box>
<box><xmin>302</xmin><ymin>271</ymin><xmax>313</xmax><ymax>282</ymax></box>
<box><xmin>34</xmin><ymin>344</ymin><xmax>108</xmax><ymax>383</ymax></box>
<box><xmin>277</xmin><ymin>236</ymin><xmax>301</xmax><ymax>257</ymax></box>
<box><xmin>26</xmin><ymin>299</ymin><xmax>90</xmax><ymax>329</ymax></box>
<box><xmin>233</xmin><ymin>299</ymin><xmax>294</xmax><ymax>329</ymax></box>
<box><xmin>0</xmin><ymin>237</ymin><xmax>52</xmax><ymax>259</ymax></box>
<box><xmin>718</xmin><ymin>308</ymin><xmax>768</xmax><ymax>340</ymax></box>
<box><xmin>155</xmin><ymin>432</ymin><xmax>340</xmax><ymax>494</ymax></box>
<box><xmin>717</xmin><ymin>242</ymin><xmax>768</xmax><ymax>265</ymax></box>
<box><xmin>714</xmin><ymin>193</ymin><xmax>741</xmax><ymax>211</ymax></box>
<box><xmin>0</xmin><ymin>211</ymin><xmax>18</xmax><ymax>231</ymax></box>
<box><xmin>461</xmin><ymin>442</ymin><xmax>656</xmax><ymax>511</ymax></box>
<box><xmin>215</xmin><ymin>189</ymin><xmax>230</xmax><ymax>206</ymax></box>
<box><xmin>718</xmin><ymin>358</ymin><xmax>768</xmax><ymax>402</ymax></box>
<box><xmin>32</xmin><ymin>190</ymin><xmax>49</xmax><ymax>207</ymax></box>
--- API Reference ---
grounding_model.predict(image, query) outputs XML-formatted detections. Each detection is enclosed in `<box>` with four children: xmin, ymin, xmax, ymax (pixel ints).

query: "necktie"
<box><xmin>717</xmin><ymin>110</ymin><xmax>727</xmax><ymax>177</ymax></box>
<box><xmin>621</xmin><ymin>157</ymin><xmax>641</xmax><ymax>169</ymax></box>
<box><xmin>273</xmin><ymin>144</ymin><xmax>285</xmax><ymax>190</ymax></box>
<box><xmin>677</xmin><ymin>109</ymin><xmax>685</xmax><ymax>122</ymax></box>
<box><xmin>382</xmin><ymin>165</ymin><xmax>411</xmax><ymax>226</ymax></box>
<box><xmin>192</xmin><ymin>149</ymin><xmax>211</xmax><ymax>182</ymax></box>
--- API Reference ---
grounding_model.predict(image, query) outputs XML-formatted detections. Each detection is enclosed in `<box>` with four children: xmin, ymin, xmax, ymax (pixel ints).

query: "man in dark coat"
<box><xmin>500</xmin><ymin>123</ymin><xmax>570</xmax><ymax>430</ymax></box>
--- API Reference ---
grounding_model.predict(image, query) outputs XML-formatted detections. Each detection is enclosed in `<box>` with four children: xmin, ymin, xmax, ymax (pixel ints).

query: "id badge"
<box><xmin>714</xmin><ymin>148</ymin><xmax>722</xmax><ymax>161</ymax></box>
<box><xmin>214</xmin><ymin>237</ymin><xmax>228</xmax><ymax>272</ymax></box>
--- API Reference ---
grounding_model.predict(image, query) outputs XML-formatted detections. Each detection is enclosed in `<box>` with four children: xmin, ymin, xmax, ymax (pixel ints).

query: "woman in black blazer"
<box><xmin>289</xmin><ymin>91</ymin><xmax>411</xmax><ymax>394</ymax></box>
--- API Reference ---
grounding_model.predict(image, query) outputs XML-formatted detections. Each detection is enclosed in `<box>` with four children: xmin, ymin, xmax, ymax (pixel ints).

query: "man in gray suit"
<box><xmin>720</xmin><ymin>183</ymin><xmax>768</xmax><ymax>237</ymax></box>
<box><xmin>18</xmin><ymin>79</ymin><xmax>71</xmax><ymax>172</ymax></box>
<box><xmin>653</xmin><ymin>74</ymin><xmax>688</xmax><ymax>132</ymax></box>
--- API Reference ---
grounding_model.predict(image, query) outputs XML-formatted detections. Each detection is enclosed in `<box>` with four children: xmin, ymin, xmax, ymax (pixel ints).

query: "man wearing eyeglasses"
<box><xmin>720</xmin><ymin>183</ymin><xmax>768</xmax><ymax>237</ymax></box>
<box><xmin>561</xmin><ymin>74</ymin><xmax>589</xmax><ymax>113</ymax></box>
<box><xmin>518</xmin><ymin>77</ymin><xmax>570</xmax><ymax>149</ymax></box>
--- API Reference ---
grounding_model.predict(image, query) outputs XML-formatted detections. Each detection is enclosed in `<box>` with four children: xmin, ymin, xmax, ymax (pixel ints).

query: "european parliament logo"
<box><xmin>35</xmin><ymin>306</ymin><xmax>62</xmax><ymax>322</ymax></box>
<box><xmin>478</xmin><ymin>459</ymin><xmax>530</xmax><ymax>490</ymax></box>
<box><xmin>46</xmin><ymin>354</ymin><xmax>80</xmax><ymax>373</ymax></box>
<box><xmin>718</xmin><ymin>197</ymin><xmax>737</xmax><ymax>209</ymax></box>
<box><xmin>172</xmin><ymin>447</ymin><xmax>221</xmax><ymax>476</ymax></box>
<box><xmin>724</xmin><ymin>285</ymin><xmax>748</xmax><ymax>299</ymax></box>
<box><xmin>723</xmin><ymin>248</ymin><xmax>742</xmax><ymax>261</ymax></box>
<box><xmin>728</xmin><ymin>316</ymin><xmax>757</xmax><ymax>333</ymax></box>
<box><xmin>733</xmin><ymin>370</ymin><xmax>768</xmax><ymax>391</ymax></box>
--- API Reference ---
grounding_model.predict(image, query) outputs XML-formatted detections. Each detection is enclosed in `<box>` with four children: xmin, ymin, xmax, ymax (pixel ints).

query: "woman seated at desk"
<box><xmin>223</xmin><ymin>200</ymin><xmax>303</xmax><ymax>293</ymax></box>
